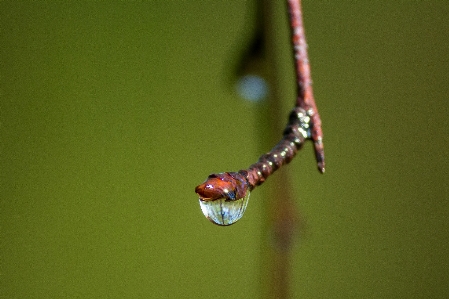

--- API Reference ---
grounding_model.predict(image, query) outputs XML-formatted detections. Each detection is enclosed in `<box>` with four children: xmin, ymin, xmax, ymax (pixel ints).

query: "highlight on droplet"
<box><xmin>199</xmin><ymin>191</ymin><xmax>250</xmax><ymax>226</ymax></box>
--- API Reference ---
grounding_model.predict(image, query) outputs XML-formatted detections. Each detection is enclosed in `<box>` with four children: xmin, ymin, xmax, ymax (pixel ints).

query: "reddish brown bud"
<box><xmin>195</xmin><ymin>172</ymin><xmax>248</xmax><ymax>202</ymax></box>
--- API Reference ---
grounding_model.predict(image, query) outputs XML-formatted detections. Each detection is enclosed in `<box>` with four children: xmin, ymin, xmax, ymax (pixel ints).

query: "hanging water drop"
<box><xmin>195</xmin><ymin>172</ymin><xmax>251</xmax><ymax>226</ymax></box>
<box><xmin>199</xmin><ymin>191</ymin><xmax>250</xmax><ymax>226</ymax></box>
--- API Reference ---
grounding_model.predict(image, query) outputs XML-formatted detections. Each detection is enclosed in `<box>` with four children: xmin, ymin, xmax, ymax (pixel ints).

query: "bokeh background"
<box><xmin>1</xmin><ymin>1</ymin><xmax>448</xmax><ymax>298</ymax></box>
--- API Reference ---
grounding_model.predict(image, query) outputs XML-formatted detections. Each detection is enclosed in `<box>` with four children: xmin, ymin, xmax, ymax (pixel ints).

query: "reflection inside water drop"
<box><xmin>199</xmin><ymin>191</ymin><xmax>251</xmax><ymax>226</ymax></box>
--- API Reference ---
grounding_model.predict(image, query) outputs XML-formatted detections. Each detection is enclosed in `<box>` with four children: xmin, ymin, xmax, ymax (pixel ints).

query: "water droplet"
<box><xmin>199</xmin><ymin>191</ymin><xmax>251</xmax><ymax>226</ymax></box>
<box><xmin>235</xmin><ymin>75</ymin><xmax>268</xmax><ymax>102</ymax></box>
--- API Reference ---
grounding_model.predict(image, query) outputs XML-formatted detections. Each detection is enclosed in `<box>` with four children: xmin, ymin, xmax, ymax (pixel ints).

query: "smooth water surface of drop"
<box><xmin>199</xmin><ymin>191</ymin><xmax>251</xmax><ymax>226</ymax></box>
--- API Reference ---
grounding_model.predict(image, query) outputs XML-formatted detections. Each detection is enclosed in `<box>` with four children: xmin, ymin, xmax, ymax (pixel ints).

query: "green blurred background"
<box><xmin>1</xmin><ymin>1</ymin><xmax>448</xmax><ymax>298</ymax></box>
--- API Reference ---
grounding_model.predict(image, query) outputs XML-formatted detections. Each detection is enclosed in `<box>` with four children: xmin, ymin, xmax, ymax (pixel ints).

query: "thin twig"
<box><xmin>195</xmin><ymin>0</ymin><xmax>324</xmax><ymax>226</ymax></box>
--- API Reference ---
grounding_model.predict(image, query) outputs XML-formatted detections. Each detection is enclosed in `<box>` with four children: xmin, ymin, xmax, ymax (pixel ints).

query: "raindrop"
<box><xmin>235</xmin><ymin>75</ymin><xmax>268</xmax><ymax>102</ymax></box>
<box><xmin>199</xmin><ymin>191</ymin><xmax>251</xmax><ymax>226</ymax></box>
